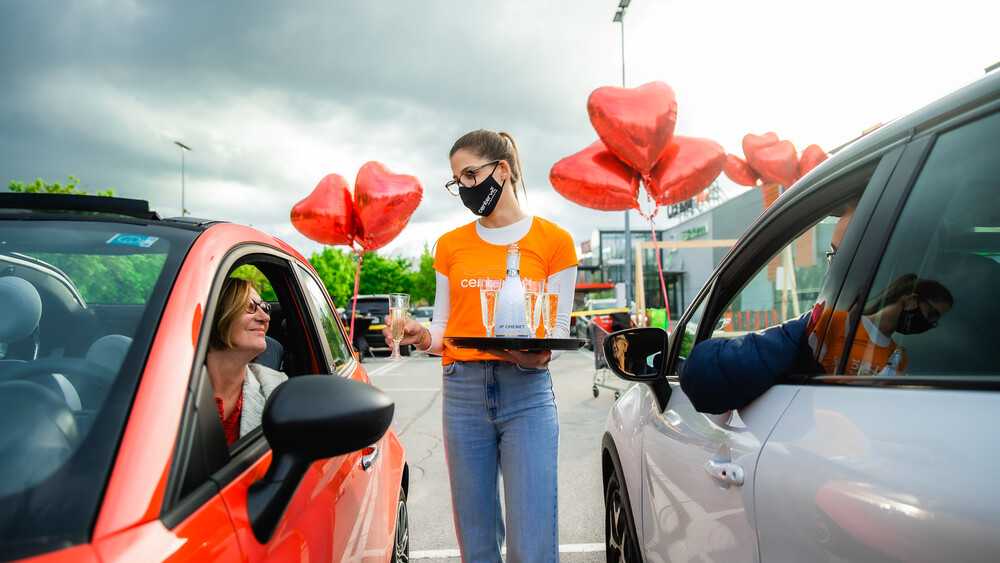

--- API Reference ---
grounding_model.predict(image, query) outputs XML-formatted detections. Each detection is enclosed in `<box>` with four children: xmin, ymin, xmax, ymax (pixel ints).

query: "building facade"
<box><xmin>578</xmin><ymin>185</ymin><xmax>771</xmax><ymax>320</ymax></box>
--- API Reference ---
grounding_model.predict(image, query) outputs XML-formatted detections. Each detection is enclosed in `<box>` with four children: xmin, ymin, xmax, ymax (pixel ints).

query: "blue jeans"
<box><xmin>442</xmin><ymin>360</ymin><xmax>560</xmax><ymax>562</ymax></box>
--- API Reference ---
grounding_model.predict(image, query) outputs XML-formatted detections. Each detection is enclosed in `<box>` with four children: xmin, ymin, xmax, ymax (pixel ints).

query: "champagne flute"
<box><xmin>523</xmin><ymin>279</ymin><xmax>543</xmax><ymax>337</ymax></box>
<box><xmin>478</xmin><ymin>277</ymin><xmax>502</xmax><ymax>337</ymax></box>
<box><xmin>542</xmin><ymin>281</ymin><xmax>560</xmax><ymax>338</ymax></box>
<box><xmin>388</xmin><ymin>293</ymin><xmax>409</xmax><ymax>360</ymax></box>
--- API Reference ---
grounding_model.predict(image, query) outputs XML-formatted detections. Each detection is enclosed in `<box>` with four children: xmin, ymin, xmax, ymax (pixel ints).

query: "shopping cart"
<box><xmin>591</xmin><ymin>313</ymin><xmax>631</xmax><ymax>399</ymax></box>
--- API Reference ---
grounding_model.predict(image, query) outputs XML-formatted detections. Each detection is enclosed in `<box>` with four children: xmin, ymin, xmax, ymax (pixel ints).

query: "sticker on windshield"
<box><xmin>107</xmin><ymin>234</ymin><xmax>159</xmax><ymax>248</ymax></box>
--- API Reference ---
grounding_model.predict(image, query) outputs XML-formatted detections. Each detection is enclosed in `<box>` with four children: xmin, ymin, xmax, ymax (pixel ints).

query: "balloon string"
<box><xmin>349</xmin><ymin>251</ymin><xmax>363</xmax><ymax>341</ymax></box>
<box><xmin>649</xmin><ymin>220</ymin><xmax>672</xmax><ymax>332</ymax></box>
<box><xmin>636</xmin><ymin>178</ymin><xmax>658</xmax><ymax>222</ymax></box>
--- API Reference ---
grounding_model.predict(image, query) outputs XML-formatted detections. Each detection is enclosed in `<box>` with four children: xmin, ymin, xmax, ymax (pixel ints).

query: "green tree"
<box><xmin>308</xmin><ymin>247</ymin><xmax>358</xmax><ymax>307</ymax></box>
<box><xmin>357</xmin><ymin>251</ymin><xmax>412</xmax><ymax>296</ymax></box>
<box><xmin>306</xmin><ymin>245</ymin><xmax>438</xmax><ymax>309</ymax></box>
<box><xmin>232</xmin><ymin>265</ymin><xmax>277</xmax><ymax>301</ymax></box>
<box><xmin>8</xmin><ymin>175</ymin><xmax>114</xmax><ymax>197</ymax></box>
<box><xmin>410</xmin><ymin>243</ymin><xmax>436</xmax><ymax>306</ymax></box>
<box><xmin>32</xmin><ymin>253</ymin><xmax>166</xmax><ymax>304</ymax></box>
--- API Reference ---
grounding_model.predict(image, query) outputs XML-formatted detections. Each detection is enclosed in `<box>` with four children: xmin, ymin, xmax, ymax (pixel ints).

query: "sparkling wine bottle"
<box><xmin>494</xmin><ymin>243</ymin><xmax>530</xmax><ymax>337</ymax></box>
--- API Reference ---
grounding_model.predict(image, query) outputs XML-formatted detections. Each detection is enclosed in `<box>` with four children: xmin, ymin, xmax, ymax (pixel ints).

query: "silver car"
<box><xmin>602</xmin><ymin>68</ymin><xmax>1000</xmax><ymax>561</ymax></box>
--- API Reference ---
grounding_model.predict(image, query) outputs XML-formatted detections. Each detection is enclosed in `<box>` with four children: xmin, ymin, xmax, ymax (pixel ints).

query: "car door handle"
<box><xmin>360</xmin><ymin>444</ymin><xmax>380</xmax><ymax>471</ymax></box>
<box><xmin>704</xmin><ymin>459</ymin><xmax>745</xmax><ymax>486</ymax></box>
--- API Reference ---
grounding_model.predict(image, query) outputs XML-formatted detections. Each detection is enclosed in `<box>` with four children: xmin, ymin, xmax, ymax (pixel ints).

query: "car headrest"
<box><xmin>256</xmin><ymin>336</ymin><xmax>284</xmax><ymax>371</ymax></box>
<box><xmin>85</xmin><ymin>334</ymin><xmax>133</xmax><ymax>373</ymax></box>
<box><xmin>0</xmin><ymin>277</ymin><xmax>42</xmax><ymax>342</ymax></box>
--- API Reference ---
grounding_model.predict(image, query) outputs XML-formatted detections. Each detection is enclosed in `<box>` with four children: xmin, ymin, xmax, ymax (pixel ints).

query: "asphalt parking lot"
<box><xmin>366</xmin><ymin>345</ymin><xmax>622</xmax><ymax>562</ymax></box>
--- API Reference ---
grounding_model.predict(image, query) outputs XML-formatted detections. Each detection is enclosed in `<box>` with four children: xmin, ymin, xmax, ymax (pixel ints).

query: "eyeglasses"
<box><xmin>920</xmin><ymin>299</ymin><xmax>941</xmax><ymax>326</ymax></box>
<box><xmin>445</xmin><ymin>160</ymin><xmax>501</xmax><ymax>196</ymax></box>
<box><xmin>247</xmin><ymin>297</ymin><xmax>271</xmax><ymax>316</ymax></box>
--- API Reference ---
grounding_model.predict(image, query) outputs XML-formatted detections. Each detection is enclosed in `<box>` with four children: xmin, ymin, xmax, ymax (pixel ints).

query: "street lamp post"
<box><xmin>174</xmin><ymin>141</ymin><xmax>192</xmax><ymax>216</ymax></box>
<box><xmin>613</xmin><ymin>0</ymin><xmax>634</xmax><ymax>310</ymax></box>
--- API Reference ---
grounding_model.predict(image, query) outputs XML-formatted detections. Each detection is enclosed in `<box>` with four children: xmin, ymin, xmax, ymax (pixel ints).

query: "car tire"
<box><xmin>392</xmin><ymin>486</ymin><xmax>409</xmax><ymax>563</ymax></box>
<box><xmin>400</xmin><ymin>344</ymin><xmax>411</xmax><ymax>356</ymax></box>
<box><xmin>606</xmin><ymin>464</ymin><xmax>641</xmax><ymax>563</ymax></box>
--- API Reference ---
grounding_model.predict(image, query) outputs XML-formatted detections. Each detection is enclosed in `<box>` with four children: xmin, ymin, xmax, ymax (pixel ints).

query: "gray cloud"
<box><xmin>3</xmin><ymin>0</ymin><xmax>998</xmax><ymax>261</ymax></box>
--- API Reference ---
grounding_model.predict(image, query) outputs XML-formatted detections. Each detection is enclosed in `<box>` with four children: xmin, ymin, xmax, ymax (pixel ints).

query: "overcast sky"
<box><xmin>2</xmin><ymin>0</ymin><xmax>998</xmax><ymax>260</ymax></box>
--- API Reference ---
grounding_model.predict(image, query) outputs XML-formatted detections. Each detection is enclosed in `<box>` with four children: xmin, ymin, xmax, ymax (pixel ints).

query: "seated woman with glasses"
<box><xmin>206</xmin><ymin>277</ymin><xmax>287</xmax><ymax>445</ymax></box>
<box><xmin>809</xmin><ymin>273</ymin><xmax>953</xmax><ymax>376</ymax></box>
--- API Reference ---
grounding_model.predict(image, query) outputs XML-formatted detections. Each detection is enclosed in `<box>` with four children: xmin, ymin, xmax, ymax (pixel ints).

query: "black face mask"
<box><xmin>897</xmin><ymin>305</ymin><xmax>935</xmax><ymax>334</ymax></box>
<box><xmin>460</xmin><ymin>174</ymin><xmax>504</xmax><ymax>217</ymax></box>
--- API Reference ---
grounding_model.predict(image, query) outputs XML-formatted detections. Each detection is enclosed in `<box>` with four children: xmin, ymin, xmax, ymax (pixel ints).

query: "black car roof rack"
<box><xmin>0</xmin><ymin>193</ymin><xmax>161</xmax><ymax>220</ymax></box>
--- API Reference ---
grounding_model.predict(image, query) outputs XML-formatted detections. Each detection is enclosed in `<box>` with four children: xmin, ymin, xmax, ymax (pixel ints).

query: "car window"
<box><xmin>666</xmin><ymin>151</ymin><xmax>888</xmax><ymax>386</ymax></box>
<box><xmin>0</xmin><ymin>219</ymin><xmax>194</xmax><ymax>553</ymax></box>
<box><xmin>167</xmin><ymin>255</ymin><xmax>325</xmax><ymax>517</ymax></box>
<box><xmin>714</xmin><ymin>208</ymin><xmax>854</xmax><ymax>337</ymax></box>
<box><xmin>353</xmin><ymin>297</ymin><xmax>388</xmax><ymax>317</ymax></box>
<box><xmin>676</xmin><ymin>294</ymin><xmax>706</xmax><ymax>360</ymax></box>
<box><xmin>816</xmin><ymin>111</ymin><xmax>1000</xmax><ymax>377</ymax></box>
<box><xmin>411</xmin><ymin>306</ymin><xmax>434</xmax><ymax>322</ymax></box>
<box><xmin>296</xmin><ymin>264</ymin><xmax>353</xmax><ymax>372</ymax></box>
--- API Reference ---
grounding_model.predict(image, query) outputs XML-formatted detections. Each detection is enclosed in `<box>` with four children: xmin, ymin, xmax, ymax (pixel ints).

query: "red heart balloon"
<box><xmin>748</xmin><ymin>139</ymin><xmax>798</xmax><ymax>187</ymax></box>
<box><xmin>796</xmin><ymin>144</ymin><xmax>828</xmax><ymax>181</ymax></box>
<box><xmin>354</xmin><ymin>161</ymin><xmax>423</xmax><ymax>252</ymax></box>
<box><xmin>742</xmin><ymin>132</ymin><xmax>779</xmax><ymax>161</ymax></box>
<box><xmin>290</xmin><ymin>174</ymin><xmax>357</xmax><ymax>247</ymax></box>
<box><xmin>723</xmin><ymin>154</ymin><xmax>760</xmax><ymax>187</ymax></box>
<box><xmin>587</xmin><ymin>81</ymin><xmax>678</xmax><ymax>173</ymax></box>
<box><xmin>550</xmin><ymin>140</ymin><xmax>640</xmax><ymax>211</ymax></box>
<box><xmin>647</xmin><ymin>136</ymin><xmax>726</xmax><ymax>206</ymax></box>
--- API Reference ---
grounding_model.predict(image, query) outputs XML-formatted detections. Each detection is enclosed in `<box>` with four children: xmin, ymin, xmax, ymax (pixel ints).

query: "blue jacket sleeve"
<box><xmin>678</xmin><ymin>313</ymin><xmax>811</xmax><ymax>414</ymax></box>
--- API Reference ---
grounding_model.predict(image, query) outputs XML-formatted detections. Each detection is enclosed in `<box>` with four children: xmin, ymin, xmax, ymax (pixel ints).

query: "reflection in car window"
<box><xmin>826</xmin><ymin>111</ymin><xmax>1000</xmax><ymax>377</ymax></box>
<box><xmin>677</xmin><ymin>297</ymin><xmax>704</xmax><ymax>360</ymax></box>
<box><xmin>296</xmin><ymin>264</ymin><xmax>353</xmax><ymax>371</ymax></box>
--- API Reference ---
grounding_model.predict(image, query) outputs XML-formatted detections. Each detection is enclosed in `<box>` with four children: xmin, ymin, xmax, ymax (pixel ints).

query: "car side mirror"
<box><xmin>604</xmin><ymin>327</ymin><xmax>672</xmax><ymax>408</ymax></box>
<box><xmin>246</xmin><ymin>375</ymin><xmax>394</xmax><ymax>543</ymax></box>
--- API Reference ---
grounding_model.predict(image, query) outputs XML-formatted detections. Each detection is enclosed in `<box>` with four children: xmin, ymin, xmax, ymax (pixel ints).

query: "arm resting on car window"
<box><xmin>678</xmin><ymin>312</ymin><xmax>812</xmax><ymax>414</ymax></box>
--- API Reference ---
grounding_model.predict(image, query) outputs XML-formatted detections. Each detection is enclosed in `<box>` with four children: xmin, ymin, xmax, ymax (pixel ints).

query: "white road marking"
<box><xmin>410</xmin><ymin>543</ymin><xmax>603</xmax><ymax>559</ymax></box>
<box><xmin>364</xmin><ymin>357</ymin><xmax>412</xmax><ymax>376</ymax></box>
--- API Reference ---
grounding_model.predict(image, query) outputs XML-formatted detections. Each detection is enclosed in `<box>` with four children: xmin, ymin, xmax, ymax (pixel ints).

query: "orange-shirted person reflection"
<box><xmin>810</xmin><ymin>273</ymin><xmax>953</xmax><ymax>376</ymax></box>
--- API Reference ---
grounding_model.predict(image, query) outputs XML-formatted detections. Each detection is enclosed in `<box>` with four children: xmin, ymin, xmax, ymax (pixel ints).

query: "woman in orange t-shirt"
<box><xmin>388</xmin><ymin>128</ymin><xmax>577</xmax><ymax>562</ymax></box>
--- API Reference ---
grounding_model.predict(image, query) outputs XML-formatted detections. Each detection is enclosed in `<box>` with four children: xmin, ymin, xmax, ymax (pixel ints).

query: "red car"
<box><xmin>0</xmin><ymin>194</ymin><xmax>408</xmax><ymax>562</ymax></box>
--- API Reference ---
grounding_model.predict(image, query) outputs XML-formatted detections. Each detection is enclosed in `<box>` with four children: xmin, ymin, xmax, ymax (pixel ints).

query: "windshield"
<box><xmin>352</xmin><ymin>296</ymin><xmax>389</xmax><ymax>317</ymax></box>
<box><xmin>0</xmin><ymin>218</ymin><xmax>195</xmax><ymax>558</ymax></box>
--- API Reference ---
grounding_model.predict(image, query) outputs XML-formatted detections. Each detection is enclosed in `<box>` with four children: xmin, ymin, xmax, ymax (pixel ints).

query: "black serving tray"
<box><xmin>445</xmin><ymin>337</ymin><xmax>588</xmax><ymax>351</ymax></box>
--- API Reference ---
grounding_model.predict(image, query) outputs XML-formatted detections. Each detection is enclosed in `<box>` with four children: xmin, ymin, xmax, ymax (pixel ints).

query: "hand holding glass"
<box><xmin>478</xmin><ymin>278</ymin><xmax>502</xmax><ymax>337</ymax></box>
<box><xmin>388</xmin><ymin>293</ymin><xmax>409</xmax><ymax>360</ymax></box>
<box><xmin>542</xmin><ymin>281</ymin><xmax>560</xmax><ymax>338</ymax></box>
<box><xmin>523</xmin><ymin>279</ymin><xmax>544</xmax><ymax>337</ymax></box>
